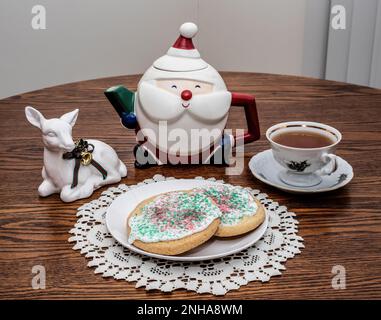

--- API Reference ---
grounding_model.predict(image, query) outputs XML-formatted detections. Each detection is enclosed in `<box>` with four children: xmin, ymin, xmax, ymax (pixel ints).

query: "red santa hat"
<box><xmin>153</xmin><ymin>22</ymin><xmax>208</xmax><ymax>72</ymax></box>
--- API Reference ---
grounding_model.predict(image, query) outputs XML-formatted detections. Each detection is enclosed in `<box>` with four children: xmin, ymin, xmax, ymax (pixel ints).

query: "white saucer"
<box><xmin>249</xmin><ymin>149</ymin><xmax>353</xmax><ymax>194</ymax></box>
<box><xmin>106</xmin><ymin>179</ymin><xmax>268</xmax><ymax>262</ymax></box>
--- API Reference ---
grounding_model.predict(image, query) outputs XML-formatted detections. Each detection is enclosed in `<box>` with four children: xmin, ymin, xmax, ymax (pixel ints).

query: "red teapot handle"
<box><xmin>230</xmin><ymin>92</ymin><xmax>260</xmax><ymax>146</ymax></box>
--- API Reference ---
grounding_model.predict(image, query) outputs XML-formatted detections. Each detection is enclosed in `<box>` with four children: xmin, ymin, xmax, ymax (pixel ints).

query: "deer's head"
<box><xmin>25</xmin><ymin>106</ymin><xmax>78</xmax><ymax>152</ymax></box>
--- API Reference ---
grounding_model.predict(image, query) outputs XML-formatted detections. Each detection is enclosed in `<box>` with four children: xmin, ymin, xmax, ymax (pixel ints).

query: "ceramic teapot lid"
<box><xmin>153</xmin><ymin>22</ymin><xmax>208</xmax><ymax>72</ymax></box>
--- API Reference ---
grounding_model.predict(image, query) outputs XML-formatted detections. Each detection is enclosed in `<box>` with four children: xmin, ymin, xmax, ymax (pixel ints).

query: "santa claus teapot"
<box><xmin>105</xmin><ymin>22</ymin><xmax>260</xmax><ymax>168</ymax></box>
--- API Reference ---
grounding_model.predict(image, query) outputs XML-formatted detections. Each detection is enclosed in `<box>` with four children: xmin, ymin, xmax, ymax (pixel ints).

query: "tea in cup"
<box><xmin>266</xmin><ymin>121</ymin><xmax>342</xmax><ymax>187</ymax></box>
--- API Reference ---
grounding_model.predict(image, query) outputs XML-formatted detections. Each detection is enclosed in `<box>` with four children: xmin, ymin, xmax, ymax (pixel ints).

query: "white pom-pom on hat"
<box><xmin>179</xmin><ymin>22</ymin><xmax>198</xmax><ymax>38</ymax></box>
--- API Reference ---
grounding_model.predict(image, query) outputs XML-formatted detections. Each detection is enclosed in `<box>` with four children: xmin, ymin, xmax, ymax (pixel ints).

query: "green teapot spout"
<box><xmin>104</xmin><ymin>85</ymin><xmax>137</xmax><ymax>129</ymax></box>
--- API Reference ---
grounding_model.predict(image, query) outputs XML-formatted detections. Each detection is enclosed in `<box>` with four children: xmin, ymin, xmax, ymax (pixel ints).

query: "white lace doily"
<box><xmin>69</xmin><ymin>175</ymin><xmax>304</xmax><ymax>295</ymax></box>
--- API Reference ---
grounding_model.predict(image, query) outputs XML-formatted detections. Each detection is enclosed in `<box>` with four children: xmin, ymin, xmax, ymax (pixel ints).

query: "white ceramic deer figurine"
<box><xmin>25</xmin><ymin>106</ymin><xmax>127</xmax><ymax>202</ymax></box>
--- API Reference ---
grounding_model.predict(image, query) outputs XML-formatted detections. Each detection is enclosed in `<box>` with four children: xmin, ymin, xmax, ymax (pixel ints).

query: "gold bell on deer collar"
<box><xmin>80</xmin><ymin>151</ymin><xmax>92</xmax><ymax>166</ymax></box>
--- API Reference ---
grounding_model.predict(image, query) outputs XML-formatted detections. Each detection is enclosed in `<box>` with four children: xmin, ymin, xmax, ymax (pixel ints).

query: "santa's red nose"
<box><xmin>181</xmin><ymin>90</ymin><xmax>192</xmax><ymax>101</ymax></box>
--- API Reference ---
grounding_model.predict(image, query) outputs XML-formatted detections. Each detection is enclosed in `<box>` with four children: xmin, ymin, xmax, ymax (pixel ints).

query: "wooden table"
<box><xmin>0</xmin><ymin>72</ymin><xmax>380</xmax><ymax>300</ymax></box>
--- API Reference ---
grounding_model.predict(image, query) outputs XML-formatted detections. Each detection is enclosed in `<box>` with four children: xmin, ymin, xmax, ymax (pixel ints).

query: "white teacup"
<box><xmin>266</xmin><ymin>121</ymin><xmax>342</xmax><ymax>187</ymax></box>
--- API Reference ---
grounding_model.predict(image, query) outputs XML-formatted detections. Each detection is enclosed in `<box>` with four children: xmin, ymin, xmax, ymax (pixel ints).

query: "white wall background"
<box><xmin>0</xmin><ymin>0</ymin><xmax>380</xmax><ymax>99</ymax></box>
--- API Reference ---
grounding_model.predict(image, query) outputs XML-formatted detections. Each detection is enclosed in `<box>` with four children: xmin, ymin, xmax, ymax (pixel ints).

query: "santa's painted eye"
<box><xmin>171</xmin><ymin>85</ymin><xmax>177</xmax><ymax>89</ymax></box>
<box><xmin>195</xmin><ymin>85</ymin><xmax>201</xmax><ymax>88</ymax></box>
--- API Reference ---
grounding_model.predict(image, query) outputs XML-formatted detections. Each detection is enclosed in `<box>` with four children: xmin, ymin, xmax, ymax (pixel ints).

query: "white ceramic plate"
<box><xmin>249</xmin><ymin>149</ymin><xmax>354</xmax><ymax>194</ymax></box>
<box><xmin>106</xmin><ymin>179</ymin><xmax>268</xmax><ymax>261</ymax></box>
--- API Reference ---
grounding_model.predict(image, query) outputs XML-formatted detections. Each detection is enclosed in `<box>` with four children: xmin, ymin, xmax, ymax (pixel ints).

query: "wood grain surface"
<box><xmin>0</xmin><ymin>72</ymin><xmax>380</xmax><ymax>300</ymax></box>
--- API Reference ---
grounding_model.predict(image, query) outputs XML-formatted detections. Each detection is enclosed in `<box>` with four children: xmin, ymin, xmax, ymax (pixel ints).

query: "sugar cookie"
<box><xmin>197</xmin><ymin>184</ymin><xmax>265</xmax><ymax>237</ymax></box>
<box><xmin>127</xmin><ymin>190</ymin><xmax>221</xmax><ymax>255</ymax></box>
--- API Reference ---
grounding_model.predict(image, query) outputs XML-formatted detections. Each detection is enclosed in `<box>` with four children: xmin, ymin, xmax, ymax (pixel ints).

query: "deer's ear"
<box><xmin>25</xmin><ymin>106</ymin><xmax>45</xmax><ymax>129</ymax></box>
<box><xmin>60</xmin><ymin>109</ymin><xmax>79</xmax><ymax>127</ymax></box>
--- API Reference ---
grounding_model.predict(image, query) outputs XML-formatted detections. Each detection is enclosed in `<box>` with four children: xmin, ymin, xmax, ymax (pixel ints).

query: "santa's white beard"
<box><xmin>136</xmin><ymin>81</ymin><xmax>232</xmax><ymax>156</ymax></box>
